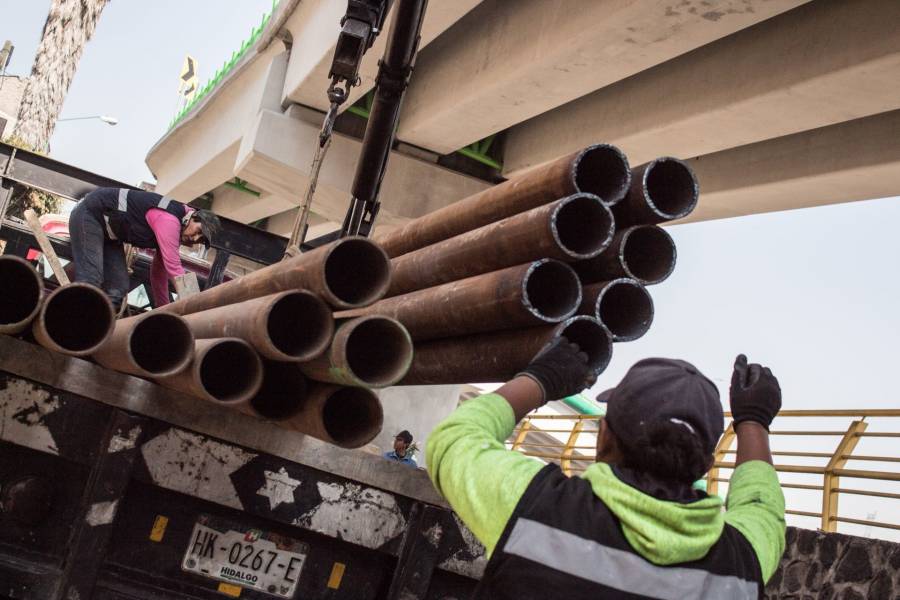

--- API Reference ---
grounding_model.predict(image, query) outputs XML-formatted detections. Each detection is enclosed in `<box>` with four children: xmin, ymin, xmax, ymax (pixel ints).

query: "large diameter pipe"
<box><xmin>376</xmin><ymin>144</ymin><xmax>630</xmax><ymax>257</ymax></box>
<box><xmin>341</xmin><ymin>259</ymin><xmax>582</xmax><ymax>341</ymax></box>
<box><xmin>388</xmin><ymin>193</ymin><xmax>614</xmax><ymax>297</ymax></box>
<box><xmin>299</xmin><ymin>316</ymin><xmax>413</xmax><ymax>388</ymax></box>
<box><xmin>32</xmin><ymin>283</ymin><xmax>114</xmax><ymax>356</ymax></box>
<box><xmin>401</xmin><ymin>316</ymin><xmax>613</xmax><ymax>386</ymax></box>
<box><xmin>247</xmin><ymin>360</ymin><xmax>309</xmax><ymax>421</ymax></box>
<box><xmin>156</xmin><ymin>338</ymin><xmax>263</xmax><ymax>405</ymax></box>
<box><xmin>579</xmin><ymin>279</ymin><xmax>654</xmax><ymax>342</ymax></box>
<box><xmin>284</xmin><ymin>384</ymin><xmax>383</xmax><ymax>449</ymax></box>
<box><xmin>180</xmin><ymin>291</ymin><xmax>334</xmax><ymax>362</ymax></box>
<box><xmin>160</xmin><ymin>237</ymin><xmax>391</xmax><ymax>314</ymax></box>
<box><xmin>0</xmin><ymin>255</ymin><xmax>43</xmax><ymax>335</ymax></box>
<box><xmin>93</xmin><ymin>312</ymin><xmax>194</xmax><ymax>377</ymax></box>
<box><xmin>573</xmin><ymin>225</ymin><xmax>676</xmax><ymax>286</ymax></box>
<box><xmin>613</xmin><ymin>157</ymin><xmax>699</xmax><ymax>227</ymax></box>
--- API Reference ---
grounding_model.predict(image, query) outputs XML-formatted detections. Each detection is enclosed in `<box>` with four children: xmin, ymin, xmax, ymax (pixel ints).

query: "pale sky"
<box><xmin>4</xmin><ymin>1</ymin><xmax>898</xmax><ymax>538</ymax></box>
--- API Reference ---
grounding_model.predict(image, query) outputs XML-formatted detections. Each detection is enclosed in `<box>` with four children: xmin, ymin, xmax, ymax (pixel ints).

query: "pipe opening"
<box><xmin>345</xmin><ymin>318</ymin><xmax>412</xmax><ymax>387</ymax></box>
<box><xmin>524</xmin><ymin>260</ymin><xmax>582</xmax><ymax>322</ymax></box>
<box><xmin>622</xmin><ymin>226</ymin><xmax>676</xmax><ymax>285</ymax></box>
<box><xmin>574</xmin><ymin>145</ymin><xmax>631</xmax><ymax>206</ymax></box>
<box><xmin>595</xmin><ymin>279</ymin><xmax>654</xmax><ymax>342</ymax></box>
<box><xmin>43</xmin><ymin>286</ymin><xmax>112</xmax><ymax>352</ymax></box>
<box><xmin>644</xmin><ymin>158</ymin><xmax>698</xmax><ymax>220</ymax></box>
<box><xmin>321</xmin><ymin>387</ymin><xmax>383</xmax><ymax>448</ymax></box>
<box><xmin>558</xmin><ymin>316</ymin><xmax>613</xmax><ymax>374</ymax></box>
<box><xmin>131</xmin><ymin>314</ymin><xmax>193</xmax><ymax>375</ymax></box>
<box><xmin>324</xmin><ymin>238</ymin><xmax>391</xmax><ymax>307</ymax></box>
<box><xmin>199</xmin><ymin>340</ymin><xmax>260</xmax><ymax>403</ymax></box>
<box><xmin>252</xmin><ymin>361</ymin><xmax>307</xmax><ymax>420</ymax></box>
<box><xmin>0</xmin><ymin>257</ymin><xmax>42</xmax><ymax>328</ymax></box>
<box><xmin>553</xmin><ymin>195</ymin><xmax>614</xmax><ymax>259</ymax></box>
<box><xmin>267</xmin><ymin>292</ymin><xmax>334</xmax><ymax>360</ymax></box>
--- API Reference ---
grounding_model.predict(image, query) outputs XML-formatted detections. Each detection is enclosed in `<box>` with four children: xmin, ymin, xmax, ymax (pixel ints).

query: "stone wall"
<box><xmin>765</xmin><ymin>527</ymin><xmax>900</xmax><ymax>599</ymax></box>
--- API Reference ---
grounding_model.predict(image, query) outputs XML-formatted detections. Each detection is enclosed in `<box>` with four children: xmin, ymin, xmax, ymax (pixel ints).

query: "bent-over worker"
<box><xmin>69</xmin><ymin>187</ymin><xmax>220</xmax><ymax>308</ymax></box>
<box><xmin>427</xmin><ymin>344</ymin><xmax>785</xmax><ymax>599</ymax></box>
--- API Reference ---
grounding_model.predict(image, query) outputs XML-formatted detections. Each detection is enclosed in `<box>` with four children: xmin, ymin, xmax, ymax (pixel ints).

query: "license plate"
<box><xmin>182</xmin><ymin>515</ymin><xmax>309</xmax><ymax>598</ymax></box>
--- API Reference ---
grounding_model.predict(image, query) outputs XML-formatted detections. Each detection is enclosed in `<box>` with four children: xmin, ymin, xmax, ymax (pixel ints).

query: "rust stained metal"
<box><xmin>283</xmin><ymin>384</ymin><xmax>384</xmax><ymax>449</ymax></box>
<box><xmin>180</xmin><ymin>290</ymin><xmax>334</xmax><ymax>362</ymax></box>
<box><xmin>32</xmin><ymin>283</ymin><xmax>114</xmax><ymax>356</ymax></box>
<box><xmin>156</xmin><ymin>338</ymin><xmax>263</xmax><ymax>406</ymax></box>
<box><xmin>340</xmin><ymin>259</ymin><xmax>582</xmax><ymax>341</ymax></box>
<box><xmin>376</xmin><ymin>144</ymin><xmax>630</xmax><ymax>258</ymax></box>
<box><xmin>613</xmin><ymin>157</ymin><xmax>699</xmax><ymax>228</ymax></box>
<box><xmin>387</xmin><ymin>193</ymin><xmax>614</xmax><ymax>297</ymax></box>
<box><xmin>0</xmin><ymin>255</ymin><xmax>43</xmax><ymax>335</ymax></box>
<box><xmin>400</xmin><ymin>316</ymin><xmax>613</xmax><ymax>385</ymax></box>
<box><xmin>574</xmin><ymin>225</ymin><xmax>676</xmax><ymax>286</ymax></box>
<box><xmin>578</xmin><ymin>278</ymin><xmax>654</xmax><ymax>342</ymax></box>
<box><xmin>93</xmin><ymin>312</ymin><xmax>194</xmax><ymax>377</ymax></box>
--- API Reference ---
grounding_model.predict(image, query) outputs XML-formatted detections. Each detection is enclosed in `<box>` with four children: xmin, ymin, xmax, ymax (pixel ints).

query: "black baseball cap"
<box><xmin>395</xmin><ymin>430</ymin><xmax>413</xmax><ymax>444</ymax></box>
<box><xmin>191</xmin><ymin>209</ymin><xmax>221</xmax><ymax>248</ymax></box>
<box><xmin>596</xmin><ymin>358</ymin><xmax>724</xmax><ymax>455</ymax></box>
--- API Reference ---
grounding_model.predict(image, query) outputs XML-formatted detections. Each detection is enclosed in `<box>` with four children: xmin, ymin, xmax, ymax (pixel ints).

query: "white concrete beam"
<box><xmin>146</xmin><ymin>47</ymin><xmax>288</xmax><ymax>200</ymax></box>
<box><xmin>396</xmin><ymin>0</ymin><xmax>807</xmax><ymax>155</ymax></box>
<box><xmin>264</xmin><ymin>208</ymin><xmax>334</xmax><ymax>239</ymax></box>
<box><xmin>504</xmin><ymin>0</ymin><xmax>900</xmax><ymax>176</ymax></box>
<box><xmin>281</xmin><ymin>0</ymin><xmax>482</xmax><ymax>111</ymax></box>
<box><xmin>682</xmin><ymin>109</ymin><xmax>900</xmax><ymax>223</ymax></box>
<box><xmin>233</xmin><ymin>109</ymin><xmax>490</xmax><ymax>226</ymax></box>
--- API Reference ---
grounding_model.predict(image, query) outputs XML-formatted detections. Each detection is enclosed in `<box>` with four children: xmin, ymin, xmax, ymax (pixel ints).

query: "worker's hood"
<box><xmin>581</xmin><ymin>462</ymin><xmax>724</xmax><ymax>565</ymax></box>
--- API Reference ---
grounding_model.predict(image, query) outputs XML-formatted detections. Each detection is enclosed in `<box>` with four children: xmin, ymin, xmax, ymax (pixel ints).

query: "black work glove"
<box><xmin>730</xmin><ymin>354</ymin><xmax>781</xmax><ymax>429</ymax></box>
<box><xmin>517</xmin><ymin>336</ymin><xmax>596</xmax><ymax>402</ymax></box>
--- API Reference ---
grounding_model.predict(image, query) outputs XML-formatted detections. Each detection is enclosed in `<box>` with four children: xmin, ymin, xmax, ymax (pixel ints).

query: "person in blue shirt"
<box><xmin>384</xmin><ymin>430</ymin><xmax>417</xmax><ymax>467</ymax></box>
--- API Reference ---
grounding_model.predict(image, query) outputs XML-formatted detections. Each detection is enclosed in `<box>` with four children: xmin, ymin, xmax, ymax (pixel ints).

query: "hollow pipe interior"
<box><xmin>41</xmin><ymin>285</ymin><xmax>113</xmax><ymax>353</ymax></box>
<box><xmin>622</xmin><ymin>226</ymin><xmax>677</xmax><ymax>285</ymax></box>
<box><xmin>553</xmin><ymin>195</ymin><xmax>614</xmax><ymax>259</ymax></box>
<box><xmin>321</xmin><ymin>387</ymin><xmax>383</xmax><ymax>448</ymax></box>
<box><xmin>524</xmin><ymin>260</ymin><xmax>582</xmax><ymax>322</ymax></box>
<box><xmin>198</xmin><ymin>340</ymin><xmax>261</xmax><ymax>403</ymax></box>
<box><xmin>0</xmin><ymin>257</ymin><xmax>42</xmax><ymax>331</ymax></box>
<box><xmin>574</xmin><ymin>144</ymin><xmax>631</xmax><ymax>206</ymax></box>
<box><xmin>345</xmin><ymin>318</ymin><xmax>412</xmax><ymax>387</ymax></box>
<box><xmin>324</xmin><ymin>238</ymin><xmax>391</xmax><ymax>307</ymax></box>
<box><xmin>130</xmin><ymin>314</ymin><xmax>194</xmax><ymax>375</ymax></box>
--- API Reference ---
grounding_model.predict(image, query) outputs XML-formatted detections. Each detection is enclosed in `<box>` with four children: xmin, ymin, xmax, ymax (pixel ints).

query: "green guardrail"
<box><xmin>168</xmin><ymin>0</ymin><xmax>279</xmax><ymax>130</ymax></box>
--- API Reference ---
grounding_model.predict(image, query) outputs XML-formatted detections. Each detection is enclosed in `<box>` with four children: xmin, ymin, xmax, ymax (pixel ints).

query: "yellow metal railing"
<box><xmin>510</xmin><ymin>410</ymin><xmax>900</xmax><ymax>536</ymax></box>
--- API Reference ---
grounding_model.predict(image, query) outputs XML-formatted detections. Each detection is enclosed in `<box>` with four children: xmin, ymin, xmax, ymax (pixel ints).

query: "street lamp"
<box><xmin>57</xmin><ymin>115</ymin><xmax>118</xmax><ymax>125</ymax></box>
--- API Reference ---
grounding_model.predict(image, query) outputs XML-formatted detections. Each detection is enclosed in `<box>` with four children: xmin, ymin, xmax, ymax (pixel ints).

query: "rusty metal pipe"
<box><xmin>579</xmin><ymin>279</ymin><xmax>654</xmax><ymax>342</ymax></box>
<box><xmin>613</xmin><ymin>157</ymin><xmax>699</xmax><ymax>227</ymax></box>
<box><xmin>156</xmin><ymin>338</ymin><xmax>263</xmax><ymax>405</ymax></box>
<box><xmin>401</xmin><ymin>316</ymin><xmax>613</xmax><ymax>385</ymax></box>
<box><xmin>93</xmin><ymin>312</ymin><xmax>194</xmax><ymax>377</ymax></box>
<box><xmin>0</xmin><ymin>255</ymin><xmax>43</xmax><ymax>335</ymax></box>
<box><xmin>388</xmin><ymin>193</ymin><xmax>614</xmax><ymax>297</ymax></box>
<box><xmin>284</xmin><ymin>384</ymin><xmax>383</xmax><ymax>449</ymax></box>
<box><xmin>299</xmin><ymin>316</ymin><xmax>413</xmax><ymax>388</ymax></box>
<box><xmin>180</xmin><ymin>291</ymin><xmax>334</xmax><ymax>362</ymax></box>
<box><xmin>341</xmin><ymin>259</ymin><xmax>582</xmax><ymax>341</ymax></box>
<box><xmin>32</xmin><ymin>283</ymin><xmax>114</xmax><ymax>356</ymax></box>
<box><xmin>574</xmin><ymin>225</ymin><xmax>676</xmax><ymax>286</ymax></box>
<box><xmin>160</xmin><ymin>237</ymin><xmax>390</xmax><ymax>313</ymax></box>
<box><xmin>246</xmin><ymin>360</ymin><xmax>309</xmax><ymax>421</ymax></box>
<box><xmin>376</xmin><ymin>144</ymin><xmax>630</xmax><ymax>257</ymax></box>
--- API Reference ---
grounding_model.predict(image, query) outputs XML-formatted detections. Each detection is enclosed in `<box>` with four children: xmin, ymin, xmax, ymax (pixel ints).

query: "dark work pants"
<box><xmin>69</xmin><ymin>193</ymin><xmax>130</xmax><ymax>308</ymax></box>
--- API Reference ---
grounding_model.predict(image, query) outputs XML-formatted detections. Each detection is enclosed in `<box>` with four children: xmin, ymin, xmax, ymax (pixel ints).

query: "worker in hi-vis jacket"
<box><xmin>428</xmin><ymin>345</ymin><xmax>785</xmax><ymax>599</ymax></box>
<box><xmin>69</xmin><ymin>187</ymin><xmax>220</xmax><ymax>309</ymax></box>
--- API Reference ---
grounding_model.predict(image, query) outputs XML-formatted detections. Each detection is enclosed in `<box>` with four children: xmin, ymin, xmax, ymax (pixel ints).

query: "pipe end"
<box><xmin>556</xmin><ymin>316</ymin><xmax>613</xmax><ymax>375</ymax></box>
<box><xmin>522</xmin><ymin>259</ymin><xmax>582</xmax><ymax>323</ymax></box>
<box><xmin>551</xmin><ymin>194</ymin><xmax>615</xmax><ymax>260</ymax></box>
<box><xmin>36</xmin><ymin>283</ymin><xmax>114</xmax><ymax>355</ymax></box>
<box><xmin>266</xmin><ymin>291</ymin><xmax>335</xmax><ymax>361</ymax></box>
<box><xmin>321</xmin><ymin>387</ymin><xmax>383</xmax><ymax>448</ymax></box>
<box><xmin>198</xmin><ymin>338</ymin><xmax>263</xmax><ymax>404</ymax></box>
<box><xmin>573</xmin><ymin>144</ymin><xmax>632</xmax><ymax>206</ymax></box>
<box><xmin>131</xmin><ymin>313</ymin><xmax>195</xmax><ymax>376</ymax></box>
<box><xmin>621</xmin><ymin>226</ymin><xmax>677</xmax><ymax>285</ymax></box>
<box><xmin>0</xmin><ymin>256</ymin><xmax>43</xmax><ymax>334</ymax></box>
<box><xmin>640</xmin><ymin>157</ymin><xmax>699</xmax><ymax>222</ymax></box>
<box><xmin>343</xmin><ymin>316</ymin><xmax>413</xmax><ymax>388</ymax></box>
<box><xmin>592</xmin><ymin>278</ymin><xmax>654</xmax><ymax>342</ymax></box>
<box><xmin>323</xmin><ymin>237</ymin><xmax>392</xmax><ymax>309</ymax></box>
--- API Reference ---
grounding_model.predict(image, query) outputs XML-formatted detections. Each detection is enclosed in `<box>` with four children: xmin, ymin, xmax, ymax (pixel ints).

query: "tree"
<box><xmin>12</xmin><ymin>0</ymin><xmax>110</xmax><ymax>153</ymax></box>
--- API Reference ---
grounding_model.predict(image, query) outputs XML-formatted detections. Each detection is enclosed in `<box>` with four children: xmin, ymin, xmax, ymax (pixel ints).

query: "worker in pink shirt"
<box><xmin>69</xmin><ymin>187</ymin><xmax>221</xmax><ymax>309</ymax></box>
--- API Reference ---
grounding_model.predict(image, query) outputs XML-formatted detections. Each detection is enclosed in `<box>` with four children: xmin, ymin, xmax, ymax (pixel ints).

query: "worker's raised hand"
<box><xmin>729</xmin><ymin>354</ymin><xmax>781</xmax><ymax>430</ymax></box>
<box><xmin>518</xmin><ymin>336</ymin><xmax>596</xmax><ymax>402</ymax></box>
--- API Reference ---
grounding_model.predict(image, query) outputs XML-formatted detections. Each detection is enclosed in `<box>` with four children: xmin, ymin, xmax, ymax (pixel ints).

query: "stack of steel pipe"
<box><xmin>357</xmin><ymin>146</ymin><xmax>699</xmax><ymax>386</ymax></box>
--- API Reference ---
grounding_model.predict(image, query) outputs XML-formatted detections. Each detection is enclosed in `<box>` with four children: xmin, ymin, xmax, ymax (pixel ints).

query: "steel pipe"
<box><xmin>93</xmin><ymin>312</ymin><xmax>194</xmax><ymax>377</ymax></box>
<box><xmin>156</xmin><ymin>338</ymin><xmax>263</xmax><ymax>405</ymax></box>
<box><xmin>613</xmin><ymin>157</ymin><xmax>699</xmax><ymax>227</ymax></box>
<box><xmin>579</xmin><ymin>279</ymin><xmax>654</xmax><ymax>342</ymax></box>
<box><xmin>388</xmin><ymin>193</ymin><xmax>614</xmax><ymax>297</ymax></box>
<box><xmin>341</xmin><ymin>259</ymin><xmax>582</xmax><ymax>341</ymax></box>
<box><xmin>284</xmin><ymin>384</ymin><xmax>383</xmax><ymax>449</ymax></box>
<box><xmin>247</xmin><ymin>360</ymin><xmax>309</xmax><ymax>421</ymax></box>
<box><xmin>32</xmin><ymin>283</ymin><xmax>114</xmax><ymax>356</ymax></box>
<box><xmin>574</xmin><ymin>225</ymin><xmax>676</xmax><ymax>286</ymax></box>
<box><xmin>160</xmin><ymin>237</ymin><xmax>391</xmax><ymax>313</ymax></box>
<box><xmin>0</xmin><ymin>255</ymin><xmax>43</xmax><ymax>335</ymax></box>
<box><xmin>376</xmin><ymin>144</ymin><xmax>630</xmax><ymax>257</ymax></box>
<box><xmin>180</xmin><ymin>290</ymin><xmax>334</xmax><ymax>362</ymax></box>
<box><xmin>401</xmin><ymin>316</ymin><xmax>613</xmax><ymax>386</ymax></box>
<box><xmin>299</xmin><ymin>316</ymin><xmax>413</xmax><ymax>388</ymax></box>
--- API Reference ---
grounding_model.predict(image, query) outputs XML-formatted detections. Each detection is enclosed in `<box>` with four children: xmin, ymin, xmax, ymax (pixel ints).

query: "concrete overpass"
<box><xmin>146</xmin><ymin>0</ymin><xmax>900</xmax><ymax>237</ymax></box>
